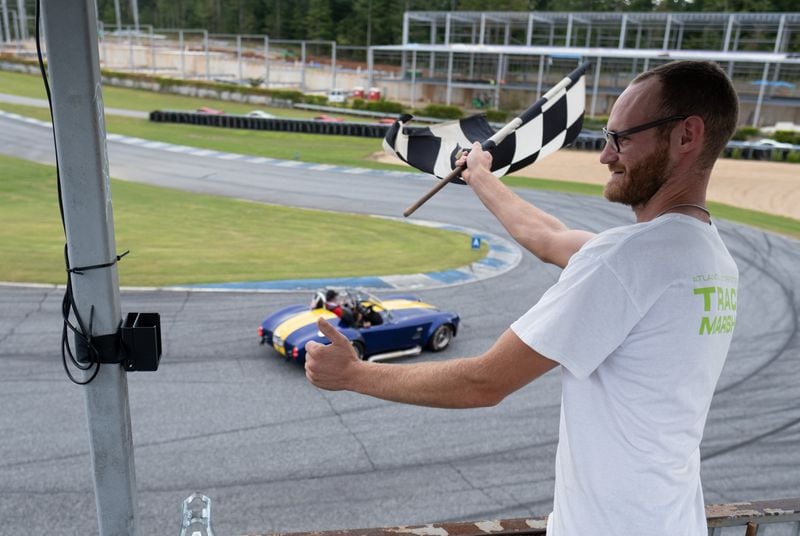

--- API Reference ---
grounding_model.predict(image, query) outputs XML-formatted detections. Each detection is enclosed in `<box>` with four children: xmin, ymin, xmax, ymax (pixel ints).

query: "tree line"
<box><xmin>99</xmin><ymin>0</ymin><xmax>796</xmax><ymax>46</ymax></box>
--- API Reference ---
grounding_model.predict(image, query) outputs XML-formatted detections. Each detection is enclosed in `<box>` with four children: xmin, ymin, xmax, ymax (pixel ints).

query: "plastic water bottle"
<box><xmin>180</xmin><ymin>492</ymin><xmax>214</xmax><ymax>536</ymax></box>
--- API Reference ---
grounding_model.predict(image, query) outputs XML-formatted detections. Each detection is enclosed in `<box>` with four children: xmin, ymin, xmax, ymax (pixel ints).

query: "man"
<box><xmin>305</xmin><ymin>61</ymin><xmax>740</xmax><ymax>535</ymax></box>
<box><xmin>323</xmin><ymin>289</ymin><xmax>356</xmax><ymax>327</ymax></box>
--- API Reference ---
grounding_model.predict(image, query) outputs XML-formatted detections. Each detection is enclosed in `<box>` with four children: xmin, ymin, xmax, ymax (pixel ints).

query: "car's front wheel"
<box><xmin>352</xmin><ymin>341</ymin><xmax>366</xmax><ymax>360</ymax></box>
<box><xmin>428</xmin><ymin>324</ymin><xmax>453</xmax><ymax>352</ymax></box>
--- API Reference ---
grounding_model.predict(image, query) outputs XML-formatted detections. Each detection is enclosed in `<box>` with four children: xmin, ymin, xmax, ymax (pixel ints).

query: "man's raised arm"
<box><xmin>459</xmin><ymin>141</ymin><xmax>595</xmax><ymax>269</ymax></box>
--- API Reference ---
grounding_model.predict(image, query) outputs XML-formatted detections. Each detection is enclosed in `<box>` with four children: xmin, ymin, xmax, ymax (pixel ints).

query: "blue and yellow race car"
<box><xmin>258</xmin><ymin>288</ymin><xmax>459</xmax><ymax>364</ymax></box>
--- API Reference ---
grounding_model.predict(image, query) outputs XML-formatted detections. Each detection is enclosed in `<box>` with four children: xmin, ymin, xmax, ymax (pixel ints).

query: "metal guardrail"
<box><xmin>149</xmin><ymin>110</ymin><xmax>392</xmax><ymax>138</ymax></box>
<box><xmin>238</xmin><ymin>498</ymin><xmax>800</xmax><ymax>536</ymax></box>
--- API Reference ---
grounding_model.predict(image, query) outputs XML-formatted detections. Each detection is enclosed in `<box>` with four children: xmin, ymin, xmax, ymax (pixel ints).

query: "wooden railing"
<box><xmin>249</xmin><ymin>498</ymin><xmax>800</xmax><ymax>536</ymax></box>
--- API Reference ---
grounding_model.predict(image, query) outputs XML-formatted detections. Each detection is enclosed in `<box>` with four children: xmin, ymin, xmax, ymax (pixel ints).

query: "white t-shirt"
<box><xmin>511</xmin><ymin>214</ymin><xmax>738</xmax><ymax>536</ymax></box>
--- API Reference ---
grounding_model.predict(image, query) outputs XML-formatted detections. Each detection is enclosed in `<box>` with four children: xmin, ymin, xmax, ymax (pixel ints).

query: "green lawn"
<box><xmin>0</xmin><ymin>154</ymin><xmax>485</xmax><ymax>286</ymax></box>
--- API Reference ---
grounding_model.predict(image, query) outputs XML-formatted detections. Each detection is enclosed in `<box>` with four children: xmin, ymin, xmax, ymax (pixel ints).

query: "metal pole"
<box><xmin>1</xmin><ymin>0</ymin><xmax>10</xmax><ymax>43</ymax></box>
<box><xmin>15</xmin><ymin>0</ymin><xmax>25</xmax><ymax>40</ymax></box>
<box><xmin>566</xmin><ymin>14</ymin><xmax>573</xmax><ymax>47</ymax></box>
<box><xmin>330</xmin><ymin>40</ymin><xmax>336</xmax><ymax>91</ymax></box>
<box><xmin>130</xmin><ymin>0</ymin><xmax>139</xmax><ymax>34</ymax></box>
<box><xmin>493</xmin><ymin>53</ymin><xmax>502</xmax><ymax>111</ymax></box>
<box><xmin>753</xmin><ymin>63</ymin><xmax>769</xmax><ymax>128</ymax></box>
<box><xmin>526</xmin><ymin>14</ymin><xmax>533</xmax><ymax>46</ymax></box>
<box><xmin>113</xmin><ymin>0</ymin><xmax>121</xmax><ymax>32</ymax></box>
<box><xmin>536</xmin><ymin>55</ymin><xmax>544</xmax><ymax>99</ymax></box>
<box><xmin>367</xmin><ymin>45</ymin><xmax>373</xmax><ymax>92</ymax></box>
<box><xmin>723</xmin><ymin>14</ymin><xmax>734</xmax><ymax>52</ymax></box>
<box><xmin>203</xmin><ymin>29</ymin><xmax>209</xmax><ymax>80</ymax></box>
<box><xmin>300</xmin><ymin>40</ymin><xmax>306</xmax><ymax>92</ymax></box>
<box><xmin>149</xmin><ymin>26</ymin><xmax>155</xmax><ymax>74</ymax></box>
<box><xmin>469</xmin><ymin>23</ymin><xmax>476</xmax><ymax>78</ymax></box>
<box><xmin>11</xmin><ymin>7</ymin><xmax>20</xmax><ymax>53</ymax></box>
<box><xmin>179</xmin><ymin>29</ymin><xmax>185</xmax><ymax>78</ymax></box>
<box><xmin>264</xmin><ymin>35</ymin><xmax>269</xmax><ymax>89</ymax></box>
<box><xmin>446</xmin><ymin>51</ymin><xmax>453</xmax><ymax>106</ymax></box>
<box><xmin>236</xmin><ymin>34</ymin><xmax>242</xmax><ymax>83</ymax></box>
<box><xmin>773</xmin><ymin>14</ymin><xmax>786</xmax><ymax>53</ymax></box>
<box><xmin>410</xmin><ymin>49</ymin><xmax>417</xmax><ymax>108</ymax></box>
<box><xmin>767</xmin><ymin>16</ymin><xmax>786</xmax><ymax>104</ymax></box>
<box><xmin>590</xmin><ymin>56</ymin><xmax>602</xmax><ymax>117</ymax></box>
<box><xmin>429</xmin><ymin>21</ymin><xmax>435</xmax><ymax>76</ymax></box>
<box><xmin>40</xmin><ymin>2</ymin><xmax>138</xmax><ymax>535</ymax></box>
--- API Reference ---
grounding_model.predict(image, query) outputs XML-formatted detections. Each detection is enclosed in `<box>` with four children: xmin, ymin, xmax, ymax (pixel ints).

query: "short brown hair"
<box><xmin>634</xmin><ymin>61</ymin><xmax>738</xmax><ymax>170</ymax></box>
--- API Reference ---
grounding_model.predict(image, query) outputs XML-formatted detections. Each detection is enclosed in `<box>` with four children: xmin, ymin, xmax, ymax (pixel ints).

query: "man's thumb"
<box><xmin>317</xmin><ymin>316</ymin><xmax>348</xmax><ymax>344</ymax></box>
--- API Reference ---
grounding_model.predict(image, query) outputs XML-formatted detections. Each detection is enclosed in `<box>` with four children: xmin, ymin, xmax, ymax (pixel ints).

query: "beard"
<box><xmin>603</xmin><ymin>142</ymin><xmax>671</xmax><ymax>207</ymax></box>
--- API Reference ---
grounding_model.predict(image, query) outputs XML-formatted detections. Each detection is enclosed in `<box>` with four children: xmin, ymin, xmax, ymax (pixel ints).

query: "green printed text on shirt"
<box><xmin>693</xmin><ymin>281</ymin><xmax>737</xmax><ymax>335</ymax></box>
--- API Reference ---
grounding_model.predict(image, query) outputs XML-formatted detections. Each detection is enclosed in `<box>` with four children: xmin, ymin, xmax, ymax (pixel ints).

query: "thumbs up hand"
<box><xmin>305</xmin><ymin>317</ymin><xmax>362</xmax><ymax>391</ymax></box>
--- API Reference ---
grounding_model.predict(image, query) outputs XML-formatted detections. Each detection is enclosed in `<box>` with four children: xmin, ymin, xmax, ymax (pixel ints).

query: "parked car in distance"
<box><xmin>258</xmin><ymin>288</ymin><xmax>460</xmax><ymax>365</ymax></box>
<box><xmin>753</xmin><ymin>138</ymin><xmax>794</xmax><ymax>149</ymax></box>
<box><xmin>247</xmin><ymin>110</ymin><xmax>276</xmax><ymax>119</ymax></box>
<box><xmin>328</xmin><ymin>88</ymin><xmax>348</xmax><ymax>103</ymax></box>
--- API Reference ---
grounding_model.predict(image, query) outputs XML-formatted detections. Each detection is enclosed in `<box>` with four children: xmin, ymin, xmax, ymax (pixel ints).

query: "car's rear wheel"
<box><xmin>428</xmin><ymin>324</ymin><xmax>453</xmax><ymax>352</ymax></box>
<box><xmin>352</xmin><ymin>341</ymin><xmax>366</xmax><ymax>360</ymax></box>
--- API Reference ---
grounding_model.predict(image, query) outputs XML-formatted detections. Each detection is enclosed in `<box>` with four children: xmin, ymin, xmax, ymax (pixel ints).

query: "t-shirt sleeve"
<box><xmin>511</xmin><ymin>254</ymin><xmax>642</xmax><ymax>379</ymax></box>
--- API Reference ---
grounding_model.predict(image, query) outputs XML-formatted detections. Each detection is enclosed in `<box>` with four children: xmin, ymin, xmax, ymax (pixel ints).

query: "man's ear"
<box><xmin>677</xmin><ymin>115</ymin><xmax>705</xmax><ymax>154</ymax></box>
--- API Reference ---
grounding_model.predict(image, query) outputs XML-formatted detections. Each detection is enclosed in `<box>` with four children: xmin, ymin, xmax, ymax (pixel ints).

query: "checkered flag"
<box><xmin>384</xmin><ymin>63</ymin><xmax>588</xmax><ymax>185</ymax></box>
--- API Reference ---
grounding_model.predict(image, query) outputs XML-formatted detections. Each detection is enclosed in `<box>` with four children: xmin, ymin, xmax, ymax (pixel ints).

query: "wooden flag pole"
<box><xmin>402</xmin><ymin>163</ymin><xmax>466</xmax><ymax>217</ymax></box>
<box><xmin>402</xmin><ymin>62</ymin><xmax>590</xmax><ymax>218</ymax></box>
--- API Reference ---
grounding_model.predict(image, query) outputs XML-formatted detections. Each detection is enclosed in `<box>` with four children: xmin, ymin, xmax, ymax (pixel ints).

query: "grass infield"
<box><xmin>0</xmin><ymin>154</ymin><xmax>485</xmax><ymax>286</ymax></box>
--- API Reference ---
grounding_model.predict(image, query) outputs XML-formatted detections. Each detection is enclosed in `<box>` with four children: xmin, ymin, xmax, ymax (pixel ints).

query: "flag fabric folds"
<box><xmin>383</xmin><ymin>65</ymin><xmax>587</xmax><ymax>185</ymax></box>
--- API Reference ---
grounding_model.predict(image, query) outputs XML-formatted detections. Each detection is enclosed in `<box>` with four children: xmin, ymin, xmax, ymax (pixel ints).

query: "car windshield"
<box><xmin>343</xmin><ymin>288</ymin><xmax>394</xmax><ymax>323</ymax></box>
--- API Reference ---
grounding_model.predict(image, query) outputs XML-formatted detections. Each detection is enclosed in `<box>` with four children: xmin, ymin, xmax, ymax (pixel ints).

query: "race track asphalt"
<box><xmin>1</xmin><ymin>113</ymin><xmax>798</xmax><ymax>536</ymax></box>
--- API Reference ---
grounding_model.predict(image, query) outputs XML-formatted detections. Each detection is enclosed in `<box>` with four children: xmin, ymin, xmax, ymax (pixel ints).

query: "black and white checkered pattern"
<box><xmin>383</xmin><ymin>65</ymin><xmax>587</xmax><ymax>184</ymax></box>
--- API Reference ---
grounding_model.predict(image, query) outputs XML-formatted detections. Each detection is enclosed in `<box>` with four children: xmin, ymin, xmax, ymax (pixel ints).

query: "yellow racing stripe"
<box><xmin>373</xmin><ymin>299</ymin><xmax>436</xmax><ymax>312</ymax></box>
<box><xmin>274</xmin><ymin>309</ymin><xmax>337</xmax><ymax>341</ymax></box>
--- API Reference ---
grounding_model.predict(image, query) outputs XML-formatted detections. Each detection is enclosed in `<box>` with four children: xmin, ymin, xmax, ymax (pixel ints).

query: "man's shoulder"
<box><xmin>588</xmin><ymin>216</ymin><xmax>717</xmax><ymax>258</ymax></box>
<box><xmin>575</xmin><ymin>216</ymin><xmax>731</xmax><ymax>283</ymax></box>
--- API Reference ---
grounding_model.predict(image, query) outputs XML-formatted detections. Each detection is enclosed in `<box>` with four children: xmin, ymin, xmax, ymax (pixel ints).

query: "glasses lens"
<box><xmin>602</xmin><ymin>128</ymin><xmax>618</xmax><ymax>152</ymax></box>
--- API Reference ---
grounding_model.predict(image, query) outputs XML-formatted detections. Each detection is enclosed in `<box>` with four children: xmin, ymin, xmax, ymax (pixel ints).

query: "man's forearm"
<box><xmin>306</xmin><ymin>323</ymin><xmax>559</xmax><ymax>408</ymax></box>
<box><xmin>348</xmin><ymin>356</ymin><xmax>503</xmax><ymax>409</ymax></box>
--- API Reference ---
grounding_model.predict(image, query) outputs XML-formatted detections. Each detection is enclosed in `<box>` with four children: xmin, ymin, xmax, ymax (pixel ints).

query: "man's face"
<box><xmin>600</xmin><ymin>79</ymin><xmax>675</xmax><ymax>208</ymax></box>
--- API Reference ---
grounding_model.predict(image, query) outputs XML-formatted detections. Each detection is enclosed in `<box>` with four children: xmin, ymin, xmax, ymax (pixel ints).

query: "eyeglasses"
<box><xmin>602</xmin><ymin>115</ymin><xmax>688</xmax><ymax>153</ymax></box>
